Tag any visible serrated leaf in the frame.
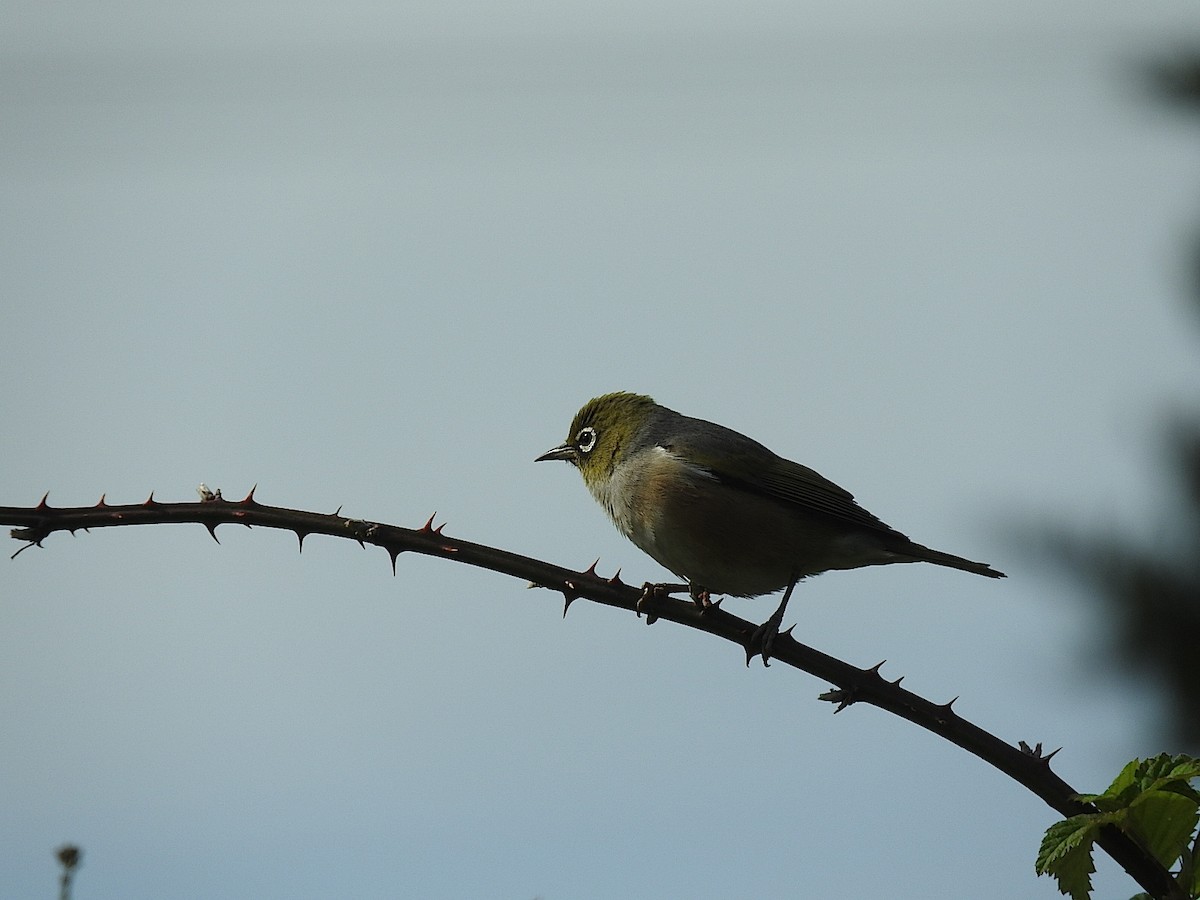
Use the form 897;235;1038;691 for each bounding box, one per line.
1048;756;1200;899
1166;758;1200;781
1141;754;1200;783
1107;759;1145;797
1126;789;1200;869
1079;759;1144;812
1077;755;1200;821
1048;837;1097;900
1143;757;1200;806
1038;816;1099;868
1037;816;1100;900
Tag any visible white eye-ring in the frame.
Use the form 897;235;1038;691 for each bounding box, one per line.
575;426;598;454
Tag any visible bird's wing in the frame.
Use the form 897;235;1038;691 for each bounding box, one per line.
750;455;899;534
664;420;901;536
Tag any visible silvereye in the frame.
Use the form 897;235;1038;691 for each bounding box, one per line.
537;392;1004;660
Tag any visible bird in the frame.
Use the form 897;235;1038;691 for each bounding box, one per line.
536;391;1004;662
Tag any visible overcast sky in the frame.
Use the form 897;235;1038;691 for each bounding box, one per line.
3;2;1200;898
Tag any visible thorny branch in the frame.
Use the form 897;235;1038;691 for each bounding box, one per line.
1;488;1187;900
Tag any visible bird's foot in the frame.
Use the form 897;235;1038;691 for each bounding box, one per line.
636;582;689;625
746;607;787;667
688;585;717;611
745;577;799;667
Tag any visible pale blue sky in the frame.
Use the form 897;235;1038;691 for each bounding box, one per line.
3;2;1199;898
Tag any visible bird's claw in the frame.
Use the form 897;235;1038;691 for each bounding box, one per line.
635;582;718;625
745;577;798;667
636;583;660;625
746;609;786;667
636;582;691;625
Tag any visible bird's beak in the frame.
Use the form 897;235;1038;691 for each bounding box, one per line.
535;442;577;463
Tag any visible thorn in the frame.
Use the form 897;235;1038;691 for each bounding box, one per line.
242;484;258;505
36;492;50;509
608;568;623;585
562;592;579;617
1018;741;1063;763
868;660;887;674
388;548;401;575
96;494;108;507
144;492;158;507
891;676;904;687
334;505;343;516
780;624;796;639
295;530;307;552
940;696;959;712
583;558;601;578
204;521;221;543
742;620;770;667
420;513;438;533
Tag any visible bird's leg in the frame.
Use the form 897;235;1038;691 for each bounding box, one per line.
747;575;799;667
636;582;690;624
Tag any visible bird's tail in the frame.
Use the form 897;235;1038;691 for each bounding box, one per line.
900;542;1006;579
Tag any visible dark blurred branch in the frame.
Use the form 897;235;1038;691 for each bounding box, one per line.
2;490;1185;899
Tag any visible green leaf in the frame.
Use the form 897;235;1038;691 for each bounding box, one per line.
1141;756;1200;806
1077;760;1143;812
1047;756;1200;899
1037;815;1100;900
1109;758;1146;795
1084;755;1200;810
1127;789;1200;869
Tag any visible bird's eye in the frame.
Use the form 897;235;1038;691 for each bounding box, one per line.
575;426;597;454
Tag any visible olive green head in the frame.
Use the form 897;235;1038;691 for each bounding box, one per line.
535;391;657;489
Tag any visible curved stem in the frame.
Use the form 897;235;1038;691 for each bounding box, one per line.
2;491;1185;900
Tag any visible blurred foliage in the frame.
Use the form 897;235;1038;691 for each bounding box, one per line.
1045;52;1200;751
1048;423;1200;748
1146;52;1200;112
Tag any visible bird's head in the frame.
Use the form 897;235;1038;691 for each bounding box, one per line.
535;391;658;491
